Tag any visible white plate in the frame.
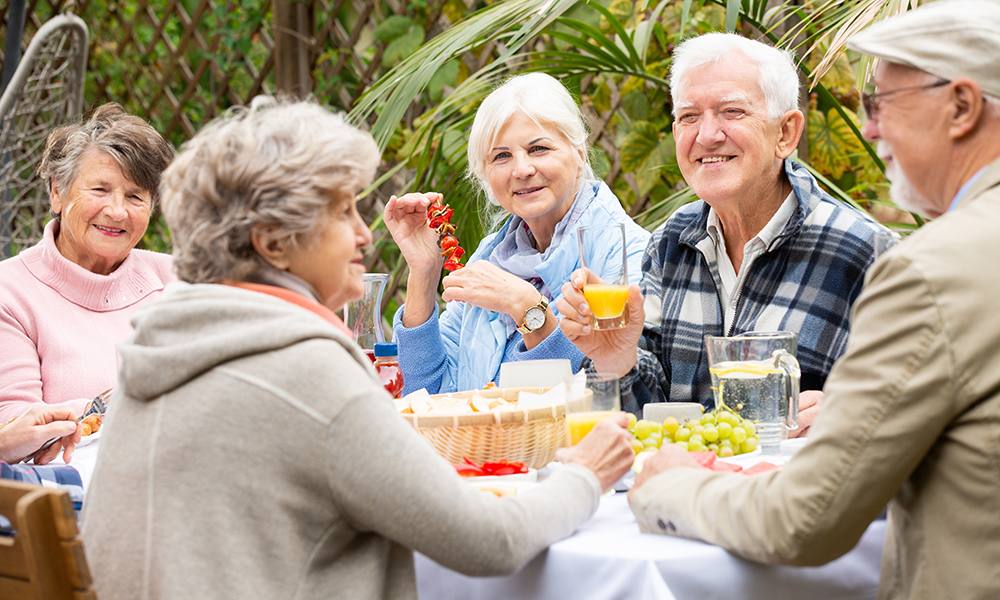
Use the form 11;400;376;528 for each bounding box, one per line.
76;428;101;448
780;437;809;456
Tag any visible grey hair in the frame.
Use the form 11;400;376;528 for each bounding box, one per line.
467;73;594;229
37;102;173;207
160;98;380;284
670;33;801;120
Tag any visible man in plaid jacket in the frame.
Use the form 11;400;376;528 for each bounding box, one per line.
558;33;888;419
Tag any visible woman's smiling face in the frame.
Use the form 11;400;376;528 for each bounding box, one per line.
485;112;584;241
50;149;153;275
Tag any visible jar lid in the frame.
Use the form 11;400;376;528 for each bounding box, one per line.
373;342;398;357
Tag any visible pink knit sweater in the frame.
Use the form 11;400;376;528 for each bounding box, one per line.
0;220;175;422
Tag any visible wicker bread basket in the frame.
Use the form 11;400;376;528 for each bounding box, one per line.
401;387;583;469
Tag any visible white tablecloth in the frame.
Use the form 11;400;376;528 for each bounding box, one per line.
63;440;882;600
416;491;884;600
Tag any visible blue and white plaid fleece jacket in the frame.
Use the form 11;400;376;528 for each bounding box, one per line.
618;159;887;415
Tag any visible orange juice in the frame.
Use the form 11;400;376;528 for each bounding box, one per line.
582;284;629;329
567;410;615;445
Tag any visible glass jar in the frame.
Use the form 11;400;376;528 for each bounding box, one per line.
373;342;404;399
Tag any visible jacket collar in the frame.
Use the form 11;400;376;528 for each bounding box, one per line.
678;159;817;252
960;156;1000;207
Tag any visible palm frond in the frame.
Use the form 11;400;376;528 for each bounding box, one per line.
635;185;700;229
350;0;581;150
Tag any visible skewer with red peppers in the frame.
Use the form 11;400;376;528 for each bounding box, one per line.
426;200;465;271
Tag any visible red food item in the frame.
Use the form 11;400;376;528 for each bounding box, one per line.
427;198;465;271
690;451;743;473
453;457;528;477
481;460;528;476
455;464;485;477
742;462;781;476
688;451;782;475
375;359;404;399
690;451;721;468
439;234;459;251
711;460;744;473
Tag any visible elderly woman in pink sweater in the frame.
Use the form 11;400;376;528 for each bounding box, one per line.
0;103;174;438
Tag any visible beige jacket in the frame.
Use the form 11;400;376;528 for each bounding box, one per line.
82;283;602;600
631;159;1000;600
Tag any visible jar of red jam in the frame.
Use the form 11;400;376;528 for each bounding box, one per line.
373;343;404;399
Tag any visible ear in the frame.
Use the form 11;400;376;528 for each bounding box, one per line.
775;110;805;160
251;224;290;270
50;185;64;216
947;78;983;140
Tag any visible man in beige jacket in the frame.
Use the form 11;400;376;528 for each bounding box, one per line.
628;1;1000;599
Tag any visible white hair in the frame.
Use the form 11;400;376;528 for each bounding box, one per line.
467;72;594;214
670;33;801;120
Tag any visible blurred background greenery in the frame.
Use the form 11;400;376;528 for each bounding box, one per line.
0;0;922;328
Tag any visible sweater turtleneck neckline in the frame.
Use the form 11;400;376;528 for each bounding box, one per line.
19;220;165;312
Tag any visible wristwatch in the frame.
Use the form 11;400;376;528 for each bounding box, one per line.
516;295;549;335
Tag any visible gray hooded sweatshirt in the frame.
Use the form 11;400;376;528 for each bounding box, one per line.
82;282;601;600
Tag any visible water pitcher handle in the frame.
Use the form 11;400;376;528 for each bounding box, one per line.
774;350;800;430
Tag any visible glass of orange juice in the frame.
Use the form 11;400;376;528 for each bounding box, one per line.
577;223;629;330
565;373;621;445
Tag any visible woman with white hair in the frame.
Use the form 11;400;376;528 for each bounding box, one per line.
81;99;635;600
385;72;650;394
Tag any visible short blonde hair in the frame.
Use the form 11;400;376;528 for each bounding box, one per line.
467;73;594;212
161;99;379;283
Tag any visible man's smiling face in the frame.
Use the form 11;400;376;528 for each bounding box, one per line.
672;55;787;209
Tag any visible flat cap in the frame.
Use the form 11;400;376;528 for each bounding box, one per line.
847;0;1000;98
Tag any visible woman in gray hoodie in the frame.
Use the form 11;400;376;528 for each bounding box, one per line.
81;99;634;600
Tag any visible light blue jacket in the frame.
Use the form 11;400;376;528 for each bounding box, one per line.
393;181;650;394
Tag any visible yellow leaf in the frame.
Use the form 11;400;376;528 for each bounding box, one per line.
808;109;847;180
621;75;645;96
819;52;855;96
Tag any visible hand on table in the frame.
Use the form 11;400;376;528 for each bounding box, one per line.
788;390;823;439
627;444;701;501
555;413;634;492
0;404;83;465
384;192;445;277
557;268;645;377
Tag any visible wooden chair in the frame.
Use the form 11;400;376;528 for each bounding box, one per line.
0;479;96;600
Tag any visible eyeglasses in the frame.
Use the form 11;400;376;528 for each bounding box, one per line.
861;80;950;120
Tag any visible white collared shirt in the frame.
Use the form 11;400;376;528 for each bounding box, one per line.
706;191;797;331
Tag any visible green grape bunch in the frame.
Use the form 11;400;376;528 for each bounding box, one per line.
628;406;760;459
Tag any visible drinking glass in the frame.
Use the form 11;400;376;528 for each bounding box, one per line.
577;223;629;330
564;373;621;445
705;332;800;455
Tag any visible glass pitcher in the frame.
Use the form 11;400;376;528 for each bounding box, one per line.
344;273;388;361
705;331;800;455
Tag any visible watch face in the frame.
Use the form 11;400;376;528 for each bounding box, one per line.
525;307;546;330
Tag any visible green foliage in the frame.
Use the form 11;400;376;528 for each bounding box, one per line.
808;107;865;180
5;0;919;312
